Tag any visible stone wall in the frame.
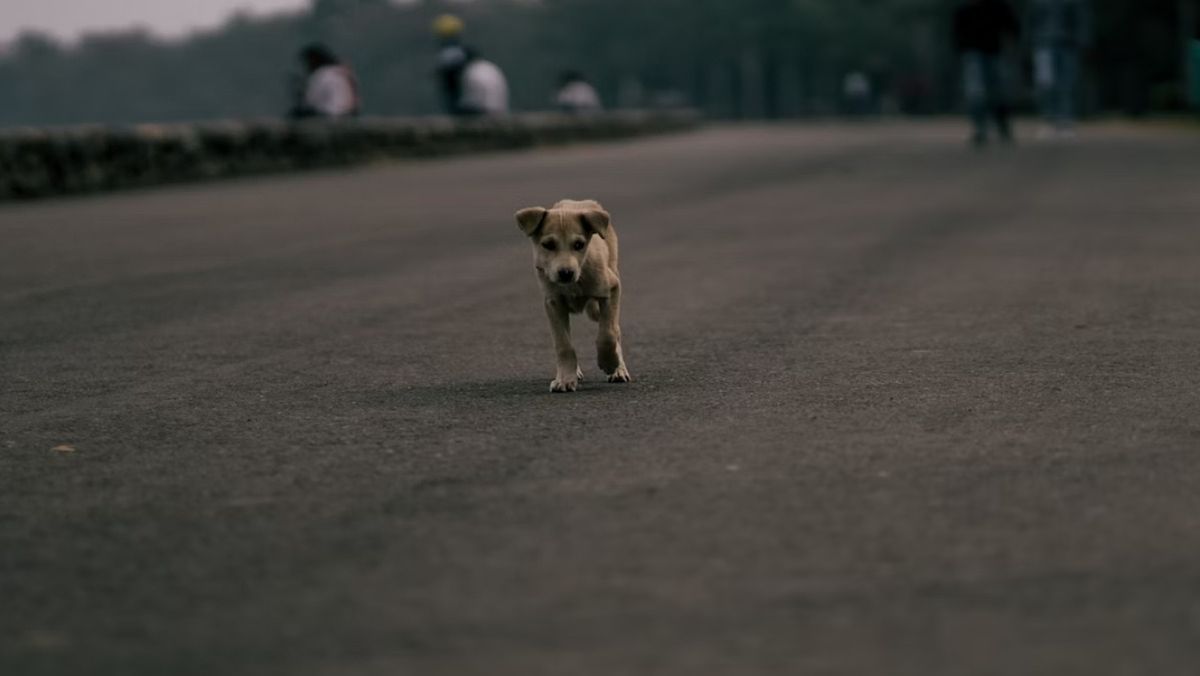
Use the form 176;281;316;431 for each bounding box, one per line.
0;111;700;201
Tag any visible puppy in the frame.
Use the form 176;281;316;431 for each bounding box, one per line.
515;199;631;393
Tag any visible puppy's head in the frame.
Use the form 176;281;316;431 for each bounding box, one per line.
515;204;609;286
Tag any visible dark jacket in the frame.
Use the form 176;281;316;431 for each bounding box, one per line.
953;0;1020;54
436;42;469;115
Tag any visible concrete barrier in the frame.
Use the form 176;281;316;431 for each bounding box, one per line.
0;110;701;201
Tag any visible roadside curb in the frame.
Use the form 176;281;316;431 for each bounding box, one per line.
0;110;701;202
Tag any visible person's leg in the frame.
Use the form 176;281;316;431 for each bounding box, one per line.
1056;47;1080;130
983;55;1013;142
963;52;988;145
1034;46;1057;133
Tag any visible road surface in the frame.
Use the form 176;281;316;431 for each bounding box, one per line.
3;123;1200;675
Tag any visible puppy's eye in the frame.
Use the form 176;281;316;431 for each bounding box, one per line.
541;240;557;251
572;240;587;251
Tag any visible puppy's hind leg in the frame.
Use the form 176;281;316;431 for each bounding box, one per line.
596;285;631;383
545;298;579;393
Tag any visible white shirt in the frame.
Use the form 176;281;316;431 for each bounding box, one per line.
460;60;509;115
305;65;357;118
556;81;602;113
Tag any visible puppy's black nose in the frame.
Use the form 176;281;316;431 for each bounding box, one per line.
557;269;576;283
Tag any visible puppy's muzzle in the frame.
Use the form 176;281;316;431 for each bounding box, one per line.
556;269;577;283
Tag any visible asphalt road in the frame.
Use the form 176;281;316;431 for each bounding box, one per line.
3;123;1200;676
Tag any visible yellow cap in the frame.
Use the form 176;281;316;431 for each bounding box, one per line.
433;14;464;38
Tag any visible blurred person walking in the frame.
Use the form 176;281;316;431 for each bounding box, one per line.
556;71;603;113
953;0;1020;147
433;14;471;116
1031;0;1091;137
292;44;360;119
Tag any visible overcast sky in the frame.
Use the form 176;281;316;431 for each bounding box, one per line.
0;0;311;43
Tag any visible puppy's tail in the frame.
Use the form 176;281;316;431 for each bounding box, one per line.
585;299;602;322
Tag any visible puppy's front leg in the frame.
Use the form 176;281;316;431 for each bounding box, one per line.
545;298;579;393
596;284;631;383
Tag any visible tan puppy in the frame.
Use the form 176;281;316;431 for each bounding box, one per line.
515;199;631;393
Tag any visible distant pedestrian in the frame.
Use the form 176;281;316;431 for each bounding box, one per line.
953;0;1020;146
458;49;510;116
292;44;360;119
433;14;470;116
1031;0;1091;137
555;71;603;114
842;70;873;117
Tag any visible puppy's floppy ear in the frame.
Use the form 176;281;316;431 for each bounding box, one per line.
515;207;548;237
579;208;611;239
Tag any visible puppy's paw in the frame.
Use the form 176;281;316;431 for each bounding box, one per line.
597;341;620;374
550;376;579;393
608;365;631;384
576;366;585;382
